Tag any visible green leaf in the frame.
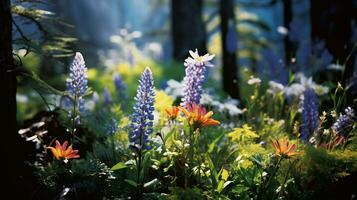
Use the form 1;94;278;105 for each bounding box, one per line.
217;180;224;193
124;179;137;187
206;154;218;187
208;133;224;154
111;162;127;171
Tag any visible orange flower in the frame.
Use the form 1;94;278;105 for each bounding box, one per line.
48;140;80;162
271;138;301;158
179;103;220;128
165;106;180;120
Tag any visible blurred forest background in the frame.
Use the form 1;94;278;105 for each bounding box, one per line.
1;0;357;197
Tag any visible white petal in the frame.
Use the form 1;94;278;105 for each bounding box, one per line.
189;50;199;59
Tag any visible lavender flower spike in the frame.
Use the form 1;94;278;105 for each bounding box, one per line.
332;107;355;137
66;52;88;124
113;73;127;99
103;87;113;107
181;49;215;107
129;67;155;151
301;88;319;141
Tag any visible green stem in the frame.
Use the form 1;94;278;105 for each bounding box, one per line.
72;95;77;136
137;149;142;195
259;156;283;198
278;160;293;199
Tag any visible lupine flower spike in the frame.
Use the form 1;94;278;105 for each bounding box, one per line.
301;88;319;141
332;107;355;137
103;87;113;107
129;67;155;151
179;103;220;128
181;49;215;108
113;73;127;99
65;52;88;124
48;140;80;163
271;138;301;158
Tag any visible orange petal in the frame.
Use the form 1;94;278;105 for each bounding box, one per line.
179;106;190;117
203;111;214;119
55;140;61;151
48;147;60;160
61;141;69;151
287;143;296;153
63;145;73;157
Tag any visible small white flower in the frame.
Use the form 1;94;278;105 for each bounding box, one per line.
284;83;305;97
164;79;185;99
247;76;261;85
184;49;215;67
267;81;285;94
277;26;288;35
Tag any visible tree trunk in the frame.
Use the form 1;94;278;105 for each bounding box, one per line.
0;0;22;196
310;0;355;84
171;0;207;61
220;0;240;99
283;0;293;65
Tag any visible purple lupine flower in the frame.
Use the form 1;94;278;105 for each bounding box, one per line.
113;73;127;99
301;88;319;141
103;87;113;107
129;67;155;151
332;107;355;137
65;52;88;124
181;49;215;108
260;49;288;84
107;119;117;136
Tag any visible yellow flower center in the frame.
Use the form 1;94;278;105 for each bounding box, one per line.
196;56;204;62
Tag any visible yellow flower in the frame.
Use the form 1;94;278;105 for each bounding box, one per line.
228;124;259;141
154;90;174;124
179;103;220;128
48;140;80;162
271;138;301;158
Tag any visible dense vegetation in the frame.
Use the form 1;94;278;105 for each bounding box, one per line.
1;0;356;199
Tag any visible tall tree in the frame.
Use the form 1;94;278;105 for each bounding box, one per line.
171;0;207;61
283;0;293;65
220;0;240;99
310;0;355;84
0;0;24;196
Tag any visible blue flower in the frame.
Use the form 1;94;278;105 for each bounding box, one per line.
181;49;215;108
301;88;319;141
129;67;155;151
333;107;355;137
113;73;127;99
65;52;88;124
103;87;113;107
107;118;118;136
